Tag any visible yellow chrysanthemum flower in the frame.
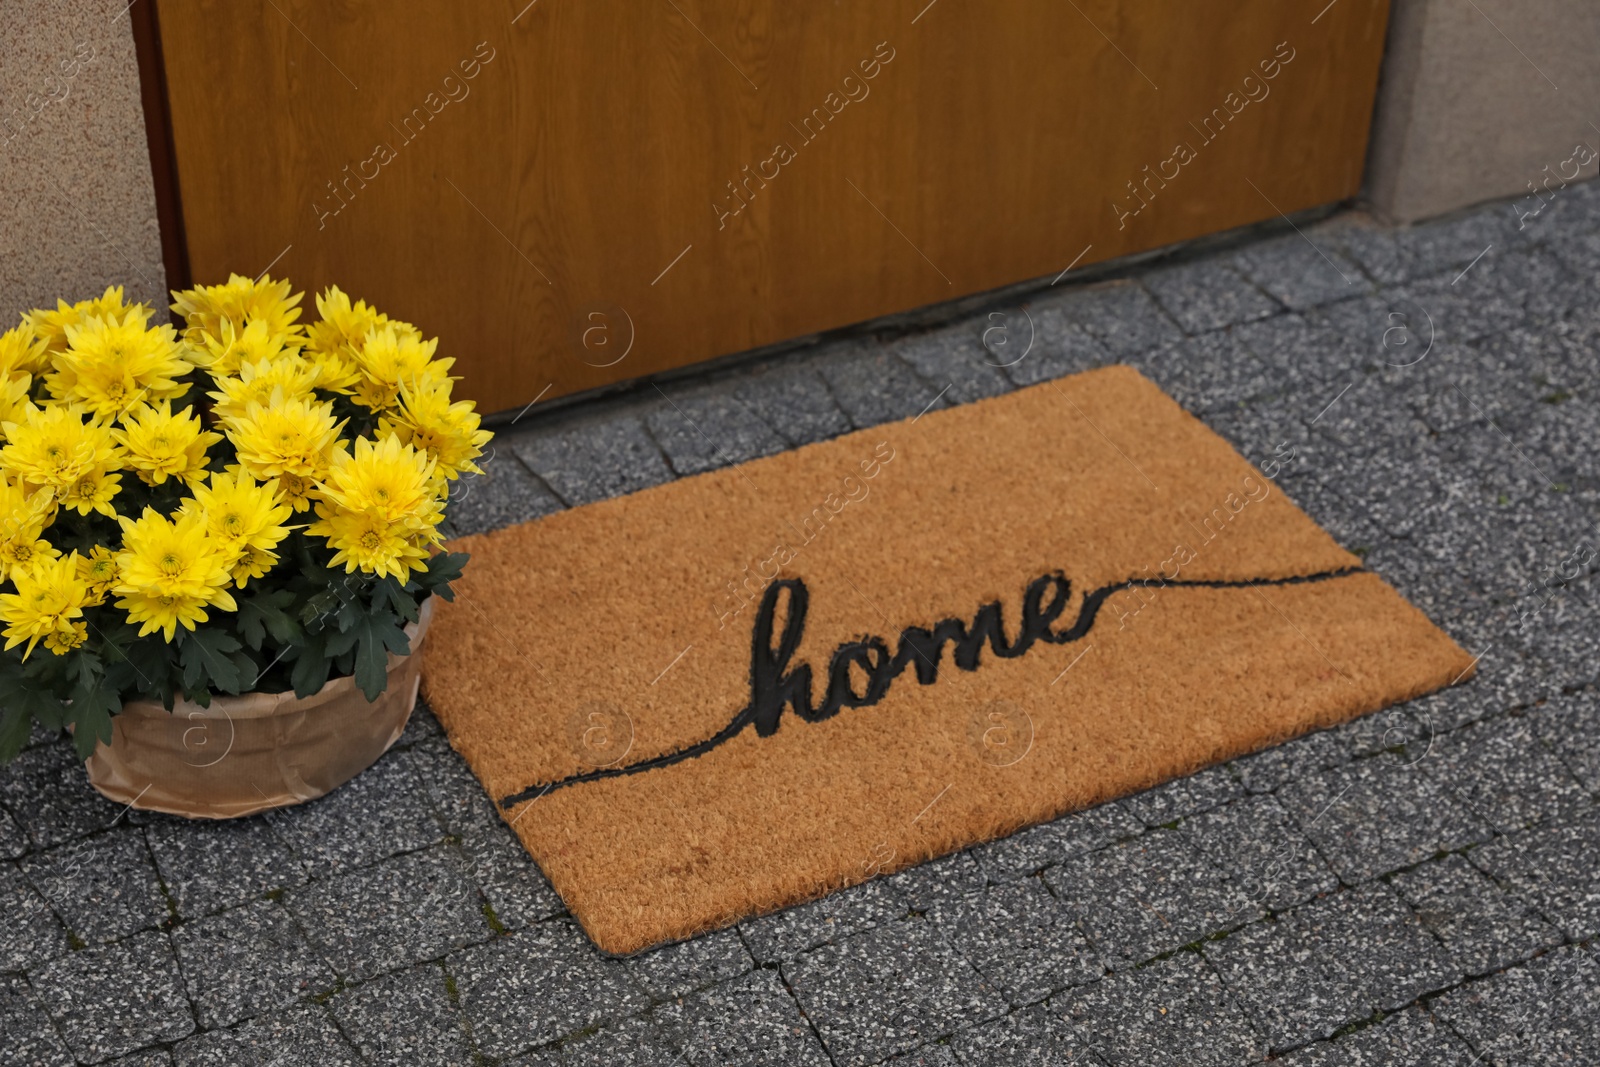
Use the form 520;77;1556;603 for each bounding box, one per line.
206;354;318;421
182;469;293;585
378;377;492;480
0;322;50;380
351;324;451;412
307;435;445;580
25;286;144;356
171;274;303;346
0;371;33;438
113;401;221;487
0;479;58;582
0;553;89;659
307;507;431;582
75;545;119;607
48;310;192;419
55;465;122;519
112;508;238;641
224;392;346;512
188;317;305;379
0;403;119;500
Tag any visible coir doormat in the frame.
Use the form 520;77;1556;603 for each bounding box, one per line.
423;365;1474;954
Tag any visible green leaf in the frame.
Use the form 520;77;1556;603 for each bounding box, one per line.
0;705;32;763
237;589;299;650
180;629;245;695
324;613;410;701
65;676;119;761
289;638;335;699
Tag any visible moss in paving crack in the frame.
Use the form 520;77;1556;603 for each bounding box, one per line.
66;930;87;951
310;978;349;1005
444;971;461;1005
481;900;507;935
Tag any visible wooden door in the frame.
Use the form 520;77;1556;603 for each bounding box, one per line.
147;0;1391;413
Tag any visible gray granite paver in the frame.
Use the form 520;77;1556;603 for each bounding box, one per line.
888;323;1016;405
926;876;1102;1007
1179;793;1338;914
784;917;1005;1066
143;814;309;921
1124;764;1241;826
30;929;195;1063
1000;304;1112;387
817;344;952;428
511;410;676;505
626;926;754;1002
1432;942;1600;1066
1274;1006;1474;1066
970;800;1142;882
0;973;75;1067
171;1003;359;1067
1531;689;1600;793
449;919;649;1059
0;860;71;972
739;875;907;963
1044;829;1258;971
445;450;564;536
1425;714;1589;832
1142;259;1281;333
1469;811;1600;941
1056;951;1264;1067
327;964;474;1067
655;968;828;1067
645;381;788;475
0;804;26;860
1232;232;1371;311
1053;279;1183;357
262;748;442;876
1278;753;1491;884
947;1000;1101;1066
171;898;334;1028
20;828;169;946
286;845;487;982
0;741;123;850
1390;854;1562;977
730;355;855;446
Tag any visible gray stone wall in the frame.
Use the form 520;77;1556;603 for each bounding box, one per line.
1367;0;1600;223
0;0;167;324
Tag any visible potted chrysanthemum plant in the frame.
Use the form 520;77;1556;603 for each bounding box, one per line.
0;276;490;817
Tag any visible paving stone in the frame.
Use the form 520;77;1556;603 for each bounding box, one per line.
927;877;1102;1006
0;860;71;972
263;749;442;876
884;850;988;915
1277;753;1490;883
1000;304;1113;387
328;964;474;1067
143;814;309;921
1205;883;1457;1052
20;828;169;945
1125;765;1241;826
0;973;74;1067
1057;951;1264;1067
458;821;567;931
171;1003;359;1067
1392;268;1528;349
1327;206;1508;286
817;344;952;428
882;1043;960;1065
450;919;649;1059
171;898;334;1028
1531;689;1600;793
739;874;907;962
1141;259;1281;334
31;930;194;1063
1470;811;1600;941
785;917;1005;1066
445;449;564;536
626;926;753;1002
1424;714;1588;832
1180;793;1338;913
730;356;854;446
1231;728;1348;793
645;381;789;476
1390;854;1562;977
287;846;487;982
655;968;827;1067
1232;233;1372;311
1274;1006;1475;1066
0;804;26;860
971;801;1142;882
947;1000;1100;1066
1432;942;1600;1066
1127;329;1280;415
1044;829;1258;971
888;324;1015;405
396;694;446;749
1328;704;1431;760
104;1052;174;1067
0;741;123;850
1053;279;1184;358
511;411;675;505
1229;312;1359;398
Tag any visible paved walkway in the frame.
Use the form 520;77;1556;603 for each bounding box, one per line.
4;184;1600;1066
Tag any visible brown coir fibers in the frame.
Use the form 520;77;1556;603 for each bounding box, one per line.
422;365;1475;954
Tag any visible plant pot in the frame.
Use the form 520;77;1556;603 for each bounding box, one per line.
83;598;434;819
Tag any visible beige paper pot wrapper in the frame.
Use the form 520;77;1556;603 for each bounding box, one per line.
85;598;434;819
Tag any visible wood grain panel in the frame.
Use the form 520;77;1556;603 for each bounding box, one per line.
153;0;1391;413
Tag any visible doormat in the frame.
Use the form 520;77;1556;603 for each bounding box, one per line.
422;365;1474;955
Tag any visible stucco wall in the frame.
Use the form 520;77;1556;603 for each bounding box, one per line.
0;0;167;324
1367;0;1600;222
